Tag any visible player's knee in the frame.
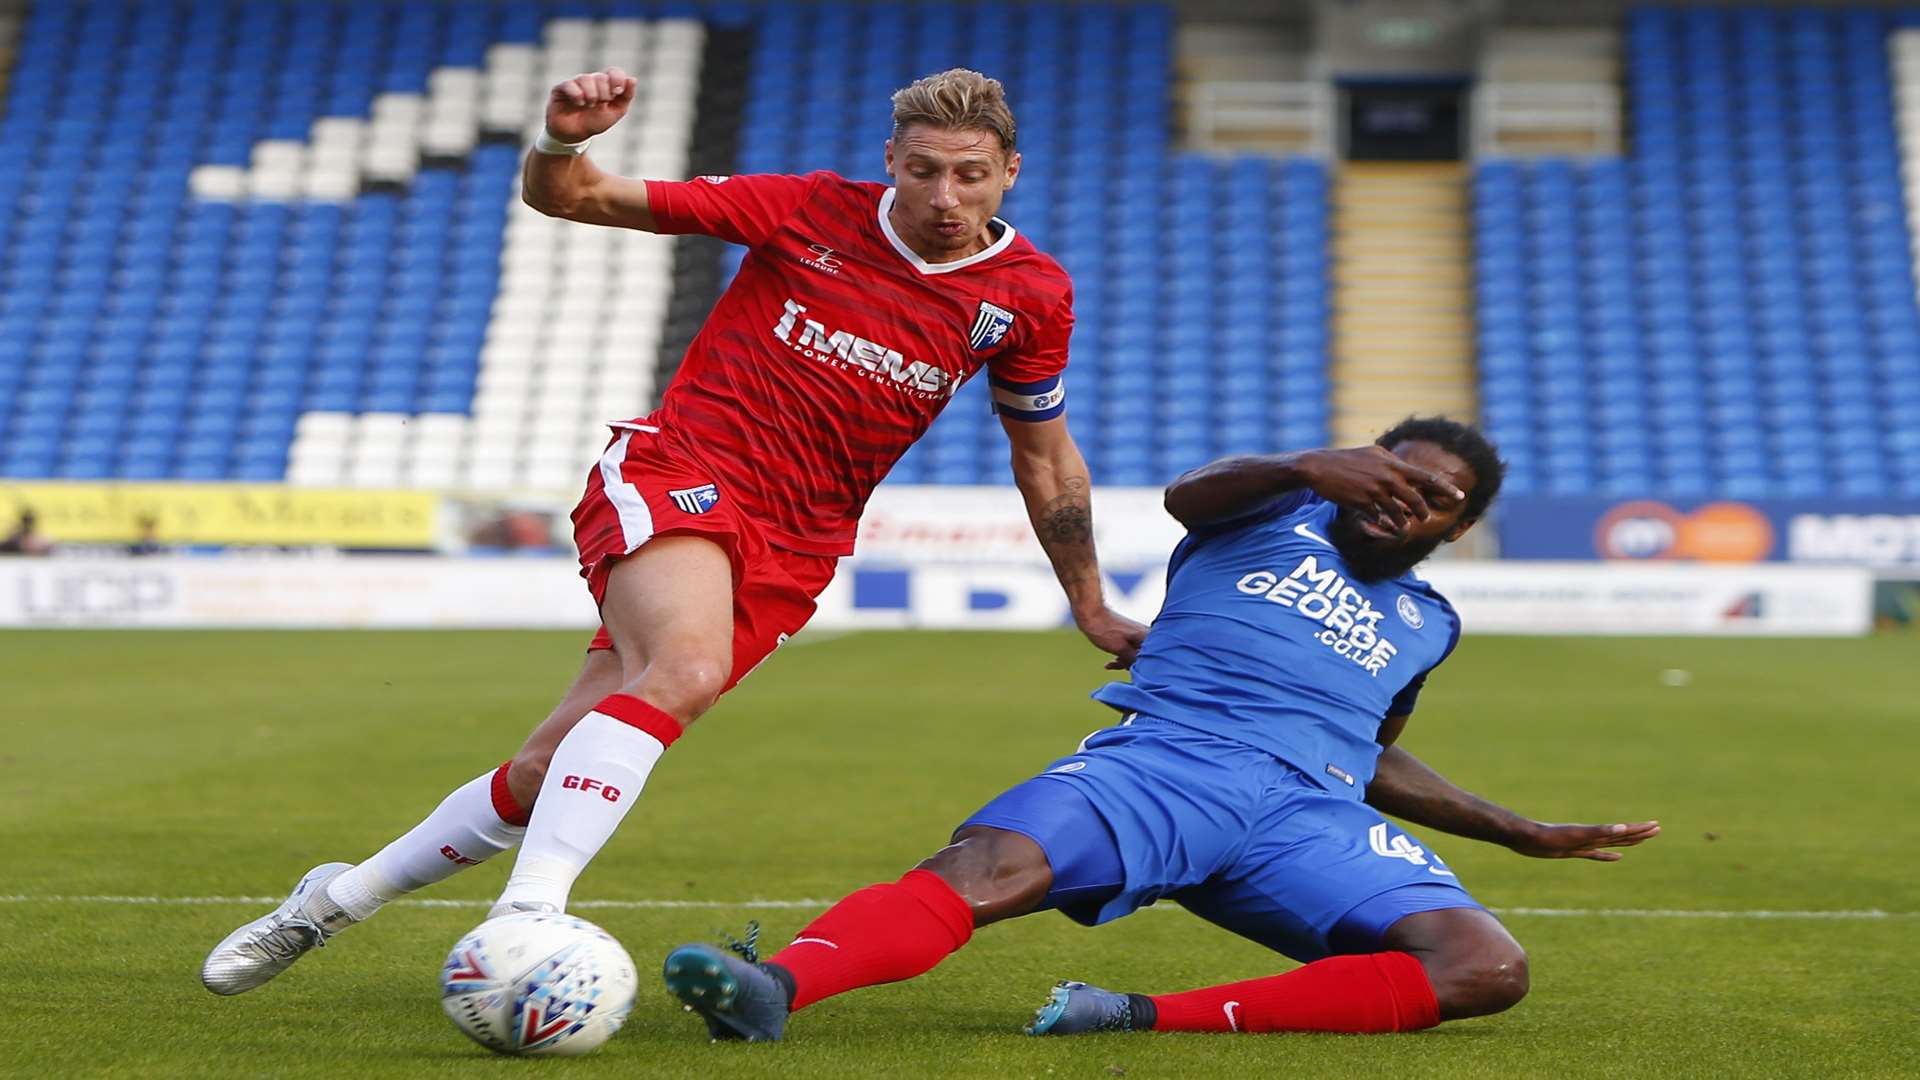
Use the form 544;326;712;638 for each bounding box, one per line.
634;653;730;721
1435;939;1529;1018
919;827;1053;925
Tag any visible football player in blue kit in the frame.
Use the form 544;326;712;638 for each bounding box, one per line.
662;417;1661;1043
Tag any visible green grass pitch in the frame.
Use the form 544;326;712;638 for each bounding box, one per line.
3;628;1916;1079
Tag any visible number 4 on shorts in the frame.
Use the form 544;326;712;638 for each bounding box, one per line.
1368;823;1457;877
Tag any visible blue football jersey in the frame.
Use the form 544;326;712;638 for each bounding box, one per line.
1092;491;1461;798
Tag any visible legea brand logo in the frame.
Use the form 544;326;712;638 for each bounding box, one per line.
800;244;843;274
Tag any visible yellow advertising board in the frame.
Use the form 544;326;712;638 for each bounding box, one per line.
0;483;440;549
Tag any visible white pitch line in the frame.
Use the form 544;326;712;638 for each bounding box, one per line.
0;895;1911;920
0;895;832;910
1494;906;1913;920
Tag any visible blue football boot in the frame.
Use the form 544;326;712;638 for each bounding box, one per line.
1026;980;1144;1036
663;922;791;1042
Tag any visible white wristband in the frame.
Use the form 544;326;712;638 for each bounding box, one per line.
534;130;592;156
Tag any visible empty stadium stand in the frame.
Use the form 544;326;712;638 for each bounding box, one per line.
1476;6;1920;499
20;1;1911;501
0;0;1329;493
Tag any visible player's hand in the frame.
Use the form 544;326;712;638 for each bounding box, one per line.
1076;607;1148;669
546;67;638;142
1508;820;1661;861
1296;447;1466;537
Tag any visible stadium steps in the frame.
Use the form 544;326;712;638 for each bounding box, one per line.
1173;20;1324;154
1474;27;1622;157
655;26;750;404
1894;31;1920;289
1328;163;1478;445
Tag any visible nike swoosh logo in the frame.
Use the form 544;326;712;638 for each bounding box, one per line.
789;936;840;950
1223;1000;1242;1032
1292;523;1333;547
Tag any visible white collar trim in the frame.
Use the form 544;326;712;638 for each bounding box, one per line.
876;188;1017;275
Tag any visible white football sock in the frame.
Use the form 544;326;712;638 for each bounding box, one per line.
494;710;669;911
326;769;527;921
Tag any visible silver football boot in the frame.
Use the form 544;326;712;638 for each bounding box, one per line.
485;898;560;919
200;862;357;995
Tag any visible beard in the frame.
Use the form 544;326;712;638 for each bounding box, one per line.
1328;508;1448;583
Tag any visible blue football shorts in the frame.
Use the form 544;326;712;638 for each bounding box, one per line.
960;713;1486;963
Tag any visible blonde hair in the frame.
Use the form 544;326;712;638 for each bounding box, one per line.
890;69;1017;153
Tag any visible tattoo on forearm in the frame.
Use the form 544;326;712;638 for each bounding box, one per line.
1037;477;1092;549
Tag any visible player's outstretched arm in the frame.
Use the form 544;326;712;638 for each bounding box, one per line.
522;67;658;230
1367;741;1661;861
1164;447;1465;534
1003;416;1148;669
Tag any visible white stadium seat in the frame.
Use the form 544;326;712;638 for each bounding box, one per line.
287;450;348;486
301;168;359;201
356;413;414;438
478;362;537;388
404;456;461;489
545;18;594;45
371;93;424;129
251;141;306;171
487;42;538;73
536;365;594;392
422;121;478;158
296;413;354;438
430;68;481;99
465;439;522;470
188;165;246;199
461;458;520;492
519;460;585;493
528;439;588;469
249;168;301;200
412;413;471;438
346;458;405;491
469;416;529;449
362;143;419;183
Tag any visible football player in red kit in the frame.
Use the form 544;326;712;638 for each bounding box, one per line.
201;68;1148;995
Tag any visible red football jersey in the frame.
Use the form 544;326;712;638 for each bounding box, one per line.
635;171;1073;556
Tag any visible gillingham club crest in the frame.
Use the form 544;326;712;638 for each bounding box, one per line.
669;484;721;515
969;300;1015;350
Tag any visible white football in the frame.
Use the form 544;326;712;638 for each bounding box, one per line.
440;911;637;1056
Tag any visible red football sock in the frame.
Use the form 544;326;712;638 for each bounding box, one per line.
1149;952;1440;1033
489;760;532;826
767;869;975;1011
